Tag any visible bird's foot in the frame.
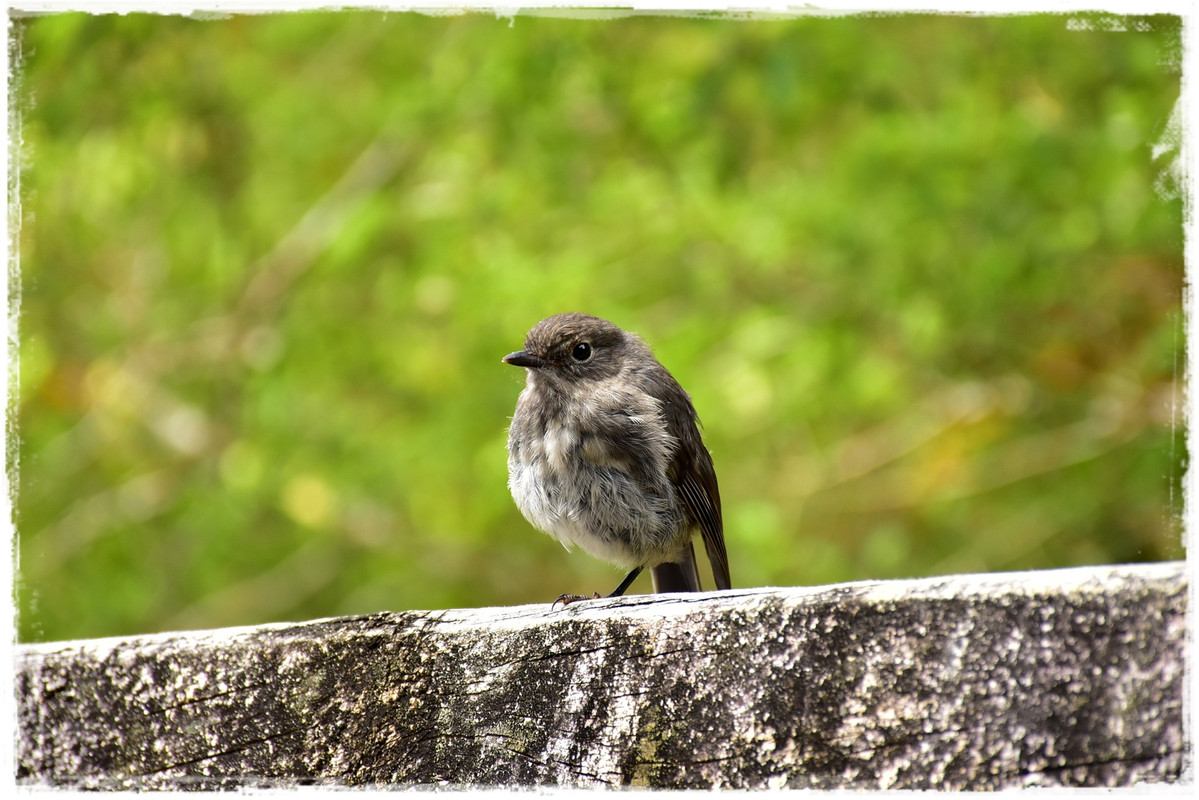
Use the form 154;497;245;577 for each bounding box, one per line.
551;592;601;609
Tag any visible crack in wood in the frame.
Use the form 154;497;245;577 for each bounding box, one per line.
142;727;307;776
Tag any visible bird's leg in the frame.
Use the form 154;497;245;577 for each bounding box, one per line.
608;566;643;597
551;566;644;609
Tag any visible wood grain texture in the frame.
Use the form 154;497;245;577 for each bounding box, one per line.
17;562;1187;790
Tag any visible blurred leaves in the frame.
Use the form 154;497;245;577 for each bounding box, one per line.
11;12;1184;642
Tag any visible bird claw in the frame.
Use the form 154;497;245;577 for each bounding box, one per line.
551;592;601;609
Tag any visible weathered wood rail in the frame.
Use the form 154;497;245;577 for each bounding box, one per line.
15;561;1188;789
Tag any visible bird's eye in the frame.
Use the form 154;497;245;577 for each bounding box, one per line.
572;342;592;362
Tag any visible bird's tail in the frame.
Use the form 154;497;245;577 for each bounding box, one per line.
651;541;702;593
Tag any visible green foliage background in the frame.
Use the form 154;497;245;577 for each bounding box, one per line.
12;11;1185;642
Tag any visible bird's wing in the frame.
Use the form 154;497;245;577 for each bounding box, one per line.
672;433;730;590
657;377;731;591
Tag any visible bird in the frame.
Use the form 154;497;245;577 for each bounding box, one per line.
502;312;730;603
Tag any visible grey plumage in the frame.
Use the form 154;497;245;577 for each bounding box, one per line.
503;313;730;598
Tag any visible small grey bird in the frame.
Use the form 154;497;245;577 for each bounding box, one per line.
503;312;730;602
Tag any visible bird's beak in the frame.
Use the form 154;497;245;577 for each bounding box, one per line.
503;350;546;368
